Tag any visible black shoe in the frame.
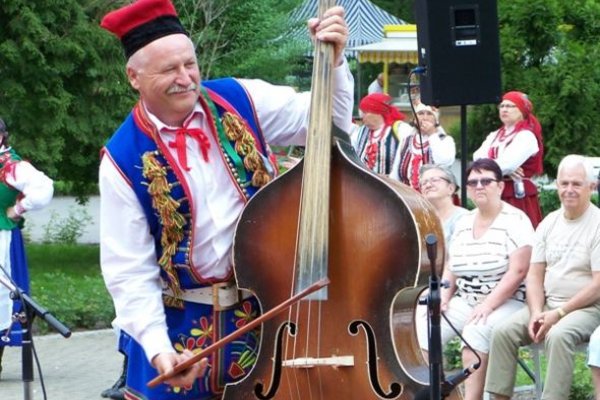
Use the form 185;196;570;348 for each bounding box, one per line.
101;355;127;399
100;385;125;400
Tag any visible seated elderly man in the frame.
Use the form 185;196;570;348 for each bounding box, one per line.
485;154;600;400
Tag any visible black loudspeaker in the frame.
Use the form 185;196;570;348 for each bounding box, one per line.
415;0;502;106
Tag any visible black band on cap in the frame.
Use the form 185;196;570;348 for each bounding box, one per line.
121;15;188;59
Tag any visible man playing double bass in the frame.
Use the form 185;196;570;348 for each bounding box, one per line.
98;0;353;398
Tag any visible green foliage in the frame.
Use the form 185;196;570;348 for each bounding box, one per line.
0;0;136;198
538;188;561;218
42;208;92;244
443;338;462;370
514;349;593;399
177;0;305;83
27;243;113;334
31;271;113;334
53;180;98;200
371;0;415;22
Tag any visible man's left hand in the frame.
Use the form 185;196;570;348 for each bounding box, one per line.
532;309;561;343
307;6;348;66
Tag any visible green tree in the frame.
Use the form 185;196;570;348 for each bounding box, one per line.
0;0;135;198
177;0;306;83
372;0;415;22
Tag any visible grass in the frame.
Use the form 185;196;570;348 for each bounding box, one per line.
445;339;594;399
515;350;593;400
25;243;114;334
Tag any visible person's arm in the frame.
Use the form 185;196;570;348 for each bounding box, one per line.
440;265;457;312
526;261;547;342
469;245;531;325
428;131;456;167
239;6;353;146
4;160;54;219
493;130;539;175
472;131;496;160
99;156;174;363
559;271;600;315
239;59;354;147
532;271;600;343
526;262;547;316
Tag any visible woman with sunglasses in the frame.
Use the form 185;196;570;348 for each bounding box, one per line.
473;91;543;228
417;158;534;400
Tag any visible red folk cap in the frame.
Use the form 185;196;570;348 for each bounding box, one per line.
100;0;188;59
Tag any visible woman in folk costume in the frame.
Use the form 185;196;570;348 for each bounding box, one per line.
390;103;456;190
350;93;409;175
0;117;53;377
473;91;543;228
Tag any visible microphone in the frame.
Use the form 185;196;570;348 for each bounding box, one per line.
413;363;480;399
425;233;438;277
0;272;72;338
441;363;480;395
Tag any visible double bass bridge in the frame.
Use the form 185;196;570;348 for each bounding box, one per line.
281;355;354;369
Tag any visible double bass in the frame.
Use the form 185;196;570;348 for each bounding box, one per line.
226;1;444;398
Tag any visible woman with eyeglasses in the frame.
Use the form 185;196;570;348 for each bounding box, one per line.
419;164;467;248
390;103;456;190
416;158;534;400
473;91;543;228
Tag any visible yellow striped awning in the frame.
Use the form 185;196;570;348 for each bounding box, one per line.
350;25;418;64
357;51;418;64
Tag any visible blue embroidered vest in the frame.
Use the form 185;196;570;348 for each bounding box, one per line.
104;78;277;299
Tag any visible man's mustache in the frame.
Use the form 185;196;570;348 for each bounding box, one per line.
167;83;198;94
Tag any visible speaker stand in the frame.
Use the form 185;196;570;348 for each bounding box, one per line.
460;105;468;207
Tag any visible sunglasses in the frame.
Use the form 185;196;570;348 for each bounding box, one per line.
466;178;498;188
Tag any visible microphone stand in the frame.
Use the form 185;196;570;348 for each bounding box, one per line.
0;273;71;400
425;233;443;400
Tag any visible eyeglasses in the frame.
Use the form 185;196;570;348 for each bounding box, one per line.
497;103;517;109
466;178;498;188
419;176;450;187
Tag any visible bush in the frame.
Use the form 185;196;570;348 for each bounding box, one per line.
538;187;561;218
42;208;92;244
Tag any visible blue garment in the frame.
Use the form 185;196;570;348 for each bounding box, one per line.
104;79;271;399
0;228;30;347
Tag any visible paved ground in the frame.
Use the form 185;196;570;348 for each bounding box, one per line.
1;329;122;400
0;328;538;400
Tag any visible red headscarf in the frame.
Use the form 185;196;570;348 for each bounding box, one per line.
497;91;544;174
359;93;405;126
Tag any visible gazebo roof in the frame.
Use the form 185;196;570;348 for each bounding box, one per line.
287;0;406;57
